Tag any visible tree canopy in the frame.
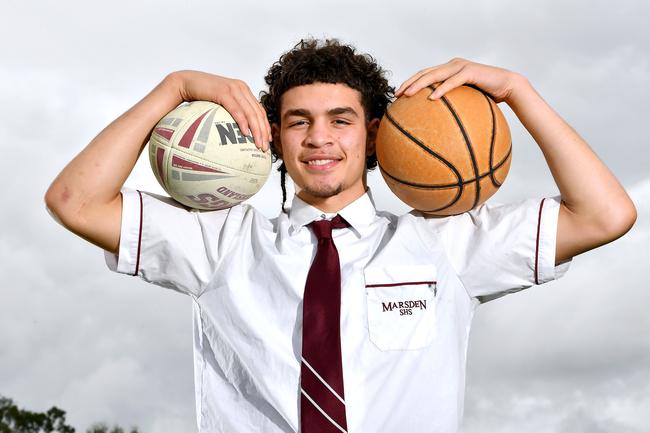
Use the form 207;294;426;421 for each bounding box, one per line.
0;397;138;433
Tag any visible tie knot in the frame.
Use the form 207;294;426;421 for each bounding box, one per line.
308;215;349;240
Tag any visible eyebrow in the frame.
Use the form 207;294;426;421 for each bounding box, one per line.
282;106;360;120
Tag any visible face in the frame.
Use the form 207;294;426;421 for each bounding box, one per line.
274;83;378;212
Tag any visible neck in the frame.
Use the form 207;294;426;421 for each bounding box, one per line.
297;186;367;213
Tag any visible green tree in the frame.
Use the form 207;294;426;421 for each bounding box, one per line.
0;396;139;433
0;396;75;433
86;423;138;433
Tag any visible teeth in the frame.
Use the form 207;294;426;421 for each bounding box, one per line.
307;159;335;166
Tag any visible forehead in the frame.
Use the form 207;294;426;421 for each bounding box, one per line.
280;83;364;114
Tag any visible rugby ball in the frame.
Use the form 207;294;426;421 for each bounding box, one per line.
148;101;272;210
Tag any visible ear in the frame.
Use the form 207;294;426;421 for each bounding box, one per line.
366;118;380;156
271;123;282;157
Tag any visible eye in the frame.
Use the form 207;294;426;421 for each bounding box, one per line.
288;119;308;127
334;119;351;125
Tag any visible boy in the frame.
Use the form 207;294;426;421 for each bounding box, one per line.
45;39;636;433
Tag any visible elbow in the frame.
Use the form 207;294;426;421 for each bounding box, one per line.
618;199;637;235
44;182;81;229
44;183;64;222
45;182;68;217
597;197;637;242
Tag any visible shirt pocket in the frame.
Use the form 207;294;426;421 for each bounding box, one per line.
364;265;438;351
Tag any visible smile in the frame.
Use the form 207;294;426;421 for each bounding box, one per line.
308;159;337;166
303;159;340;170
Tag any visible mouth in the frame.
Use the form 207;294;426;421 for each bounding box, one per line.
302;156;342;171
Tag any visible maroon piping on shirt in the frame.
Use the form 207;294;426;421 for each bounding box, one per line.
534;198;546;285
134;190;144;276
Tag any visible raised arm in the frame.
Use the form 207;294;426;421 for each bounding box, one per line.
45;71;271;254
396;58;637;265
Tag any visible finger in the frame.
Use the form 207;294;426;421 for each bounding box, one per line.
395;67;433;96
265;113;272;148
400;60;466;97
220;95;252;148
233;89;265;151
223;81;266;151
248;93;272;151
401;69;450;97
401;73;441;97
253;95;272;145
242;91;268;151
251;94;272;151
429;71;469;100
241;84;271;150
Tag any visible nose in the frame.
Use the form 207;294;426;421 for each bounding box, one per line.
305;119;333;147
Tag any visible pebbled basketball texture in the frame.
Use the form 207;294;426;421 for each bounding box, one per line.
376;85;512;216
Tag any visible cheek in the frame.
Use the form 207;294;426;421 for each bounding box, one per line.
279;133;300;159
346;133;368;161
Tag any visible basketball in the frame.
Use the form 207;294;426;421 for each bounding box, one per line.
148;101;272;210
376;85;512;216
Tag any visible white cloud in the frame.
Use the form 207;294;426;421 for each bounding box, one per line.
1;0;648;431
463;178;650;432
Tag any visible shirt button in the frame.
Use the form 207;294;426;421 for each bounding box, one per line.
320;214;326;219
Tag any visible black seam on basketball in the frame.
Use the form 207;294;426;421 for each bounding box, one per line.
437;87;481;210
378;146;512;213
383;110;463;186
484;92;500;188
378;147;510;190
384;109;464;210
379;163;458;212
416;150;511;213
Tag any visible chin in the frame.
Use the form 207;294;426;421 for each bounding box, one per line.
303;184;343;198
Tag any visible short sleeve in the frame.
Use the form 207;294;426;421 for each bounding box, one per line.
104;188;236;298
422;196;571;301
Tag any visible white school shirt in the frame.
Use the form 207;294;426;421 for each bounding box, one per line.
105;188;570;433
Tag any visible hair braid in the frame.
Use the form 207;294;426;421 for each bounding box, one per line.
279;162;288;214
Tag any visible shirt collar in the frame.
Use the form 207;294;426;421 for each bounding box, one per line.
288;189;378;237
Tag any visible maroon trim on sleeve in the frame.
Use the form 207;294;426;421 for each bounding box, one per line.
534;198;546;285
134;190;144;276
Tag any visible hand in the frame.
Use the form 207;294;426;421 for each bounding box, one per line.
395;58;523;104
170;70;272;152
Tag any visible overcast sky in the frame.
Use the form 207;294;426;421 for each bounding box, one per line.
1;0;648;432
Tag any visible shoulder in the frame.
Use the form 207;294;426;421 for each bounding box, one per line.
203;201;274;230
136;189;274;232
403;197;547;229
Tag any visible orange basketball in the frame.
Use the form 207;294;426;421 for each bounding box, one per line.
376;85;512;216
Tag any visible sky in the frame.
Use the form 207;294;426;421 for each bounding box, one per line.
1;0;649;432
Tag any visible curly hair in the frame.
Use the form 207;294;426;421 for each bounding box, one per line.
259;38;394;212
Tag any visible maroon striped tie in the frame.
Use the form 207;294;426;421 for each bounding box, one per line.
300;215;349;433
